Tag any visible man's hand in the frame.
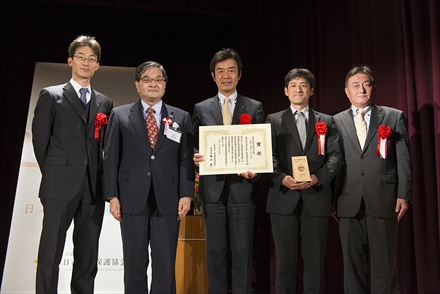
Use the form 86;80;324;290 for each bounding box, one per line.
309;174;321;186
177;198;191;220
238;171;258;180
193;153;204;167
282;175;309;190
109;198;122;222
396;198;409;222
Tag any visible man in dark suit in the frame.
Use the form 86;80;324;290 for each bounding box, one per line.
334;65;412;294
103;61;194;293
32;35;113;294
266;68;343;293
192;48;265;293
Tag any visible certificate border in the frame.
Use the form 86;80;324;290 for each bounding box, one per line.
198;123;273;175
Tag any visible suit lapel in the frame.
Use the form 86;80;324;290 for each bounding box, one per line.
304;110;318;153
209;96;223;125
232;94;246;124
129;100;151;150
88;89;102;128
154;103;170;150
363;105;384;152
281;108;303;153
64;82;87;123
340;108;361;152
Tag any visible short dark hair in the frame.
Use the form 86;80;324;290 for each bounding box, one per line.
68;35;102;61
345;65;375;87
209;48;243;75
134;61;168;82
284;68;315;89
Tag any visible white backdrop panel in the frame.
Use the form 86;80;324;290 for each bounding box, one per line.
1;62;152;294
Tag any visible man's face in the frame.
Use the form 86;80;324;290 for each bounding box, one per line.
345;73;374;108
284;77;314;109
135;67;166;105
211;58;241;96
68;46;99;81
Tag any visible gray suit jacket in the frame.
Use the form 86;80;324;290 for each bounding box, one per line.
32;82;113;201
266;108;343;215
334;104;412;218
192;94;265;203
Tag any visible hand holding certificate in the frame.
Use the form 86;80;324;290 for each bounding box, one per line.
198;124;273;175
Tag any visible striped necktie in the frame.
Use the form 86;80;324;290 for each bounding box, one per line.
356;109;367;150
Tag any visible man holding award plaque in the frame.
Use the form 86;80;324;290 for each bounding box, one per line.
266;68;343;293
192;48;265;294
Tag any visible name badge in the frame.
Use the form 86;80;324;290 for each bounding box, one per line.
167;128;182;143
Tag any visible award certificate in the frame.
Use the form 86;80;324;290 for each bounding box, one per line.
199;124;273;175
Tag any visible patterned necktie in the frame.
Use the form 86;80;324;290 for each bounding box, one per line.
356;109;367;150
146;107;158;149
79;88;88;104
222;97;232;125
296;111;307;149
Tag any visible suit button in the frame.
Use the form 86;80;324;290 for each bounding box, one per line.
151;155;155;160
147;172;151;177
360;156;364;159
84;160;88;164
361;172;365;176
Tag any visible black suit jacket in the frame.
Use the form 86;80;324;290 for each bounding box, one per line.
266;107;343;215
103;100;194;215
334;104;412;218
192;94;265;203
32;82;113;202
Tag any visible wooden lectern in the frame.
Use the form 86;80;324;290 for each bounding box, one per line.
175;215;208;294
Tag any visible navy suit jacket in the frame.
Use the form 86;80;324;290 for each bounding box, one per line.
103;100;194;215
32;82;113;202
334;104;412;218
266;107;343;215
192;94;265;203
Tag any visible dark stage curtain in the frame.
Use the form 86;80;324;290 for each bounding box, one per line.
1;0;439;292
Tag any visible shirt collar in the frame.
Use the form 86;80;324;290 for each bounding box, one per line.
351;104;371;116
70;78;91;97
218;91;238;104
141;100;163;115
290;104;309;115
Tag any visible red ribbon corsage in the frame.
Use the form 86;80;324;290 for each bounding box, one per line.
162;117;172;125
377;125;392;159
239;113;252;124
162;117;172;136
94;113;108;141
315;122;327;155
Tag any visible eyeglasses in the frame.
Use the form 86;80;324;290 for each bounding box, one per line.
73;55;98;64
140;77;166;84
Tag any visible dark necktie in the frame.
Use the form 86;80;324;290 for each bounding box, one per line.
146;107;158;149
296;111;307;148
79;88;88;104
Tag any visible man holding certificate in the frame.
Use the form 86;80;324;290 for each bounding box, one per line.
266;68;343;293
192;48;265;294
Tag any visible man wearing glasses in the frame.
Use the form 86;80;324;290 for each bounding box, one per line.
103;61;194;293
32;35;113;293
